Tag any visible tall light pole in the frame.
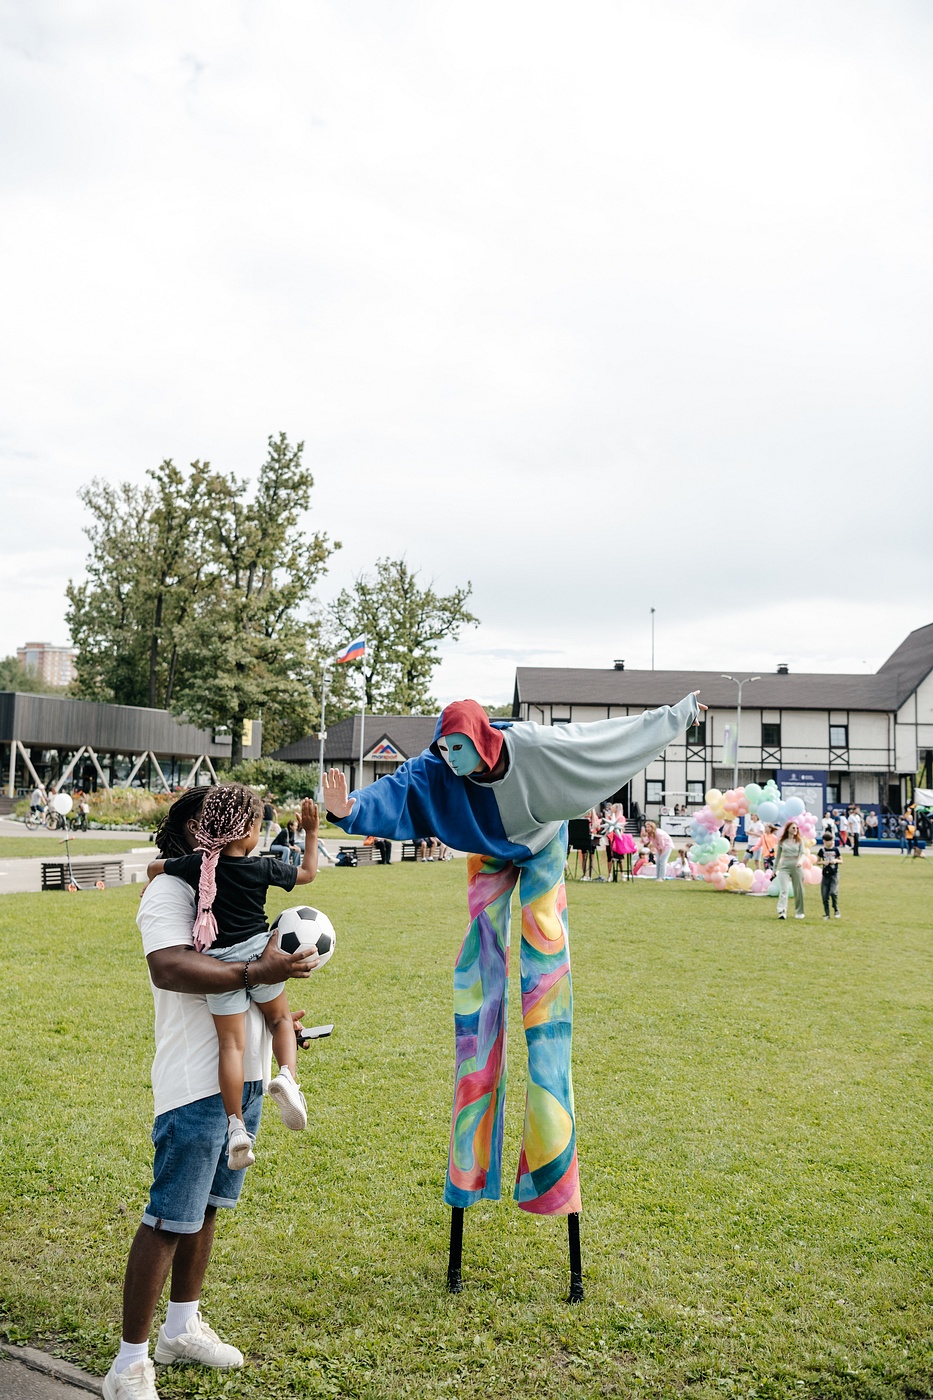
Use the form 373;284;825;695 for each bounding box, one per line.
316;668;330;804
650;607;656;670
721;674;760;789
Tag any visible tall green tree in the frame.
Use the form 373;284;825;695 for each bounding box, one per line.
173;434;336;763
66;435;337;761
328;558;478;715
66;461;212;708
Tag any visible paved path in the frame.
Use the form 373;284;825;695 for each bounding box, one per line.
0;1348;100;1398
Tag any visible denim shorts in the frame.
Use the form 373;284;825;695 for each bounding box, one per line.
142;1081;264;1233
205;930;284;1016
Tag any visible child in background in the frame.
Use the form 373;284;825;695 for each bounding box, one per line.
757;823;778;871
745;814;764;866
147;784;320;1170
816;827;842;919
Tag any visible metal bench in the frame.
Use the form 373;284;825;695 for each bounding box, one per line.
41;859;124;891
400;842;417;861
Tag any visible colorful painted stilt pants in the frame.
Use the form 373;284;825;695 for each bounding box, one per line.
445;827;581;1215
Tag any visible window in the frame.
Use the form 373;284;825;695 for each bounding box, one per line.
687;780;704;804
646;780;664;804
761;722;781;748
686;720;706;747
829;724;848;748
826;783;840;805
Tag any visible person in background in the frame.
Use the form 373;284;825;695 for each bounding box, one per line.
864;809;878;842
270;819;301;867
817;828;842;919
847;805;862;857
261;796;276;848
745;813;764;867
821;811;837;841
838;810;849;847
30;784;45;815
757;823;778;872
641;819;673;880
774;820;806;920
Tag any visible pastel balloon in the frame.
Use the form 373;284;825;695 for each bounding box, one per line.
705;789;723;806
745;783;762;804
758;801;778;823
784;797;805;818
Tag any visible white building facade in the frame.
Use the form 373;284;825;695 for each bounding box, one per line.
512;623;933;825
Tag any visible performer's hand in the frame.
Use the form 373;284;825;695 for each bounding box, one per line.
693;689;708;712
322;768;355;818
299;797;319;834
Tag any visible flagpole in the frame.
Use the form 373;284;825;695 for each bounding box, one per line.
358;637;367;790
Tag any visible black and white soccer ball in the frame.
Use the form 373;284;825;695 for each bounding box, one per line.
270;906;336;968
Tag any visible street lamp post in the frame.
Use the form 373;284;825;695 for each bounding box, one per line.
721;674;761;790
317;669;330;805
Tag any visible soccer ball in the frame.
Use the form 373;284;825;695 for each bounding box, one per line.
270;906;336;968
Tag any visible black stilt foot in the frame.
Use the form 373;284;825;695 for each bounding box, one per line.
567;1212;584;1303
447;1206;464;1293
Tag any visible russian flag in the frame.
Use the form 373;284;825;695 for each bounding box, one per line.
336;636;366;664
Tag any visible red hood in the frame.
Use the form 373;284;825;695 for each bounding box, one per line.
433;699;504;773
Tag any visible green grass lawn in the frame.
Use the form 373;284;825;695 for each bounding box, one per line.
0;857;931;1399
0;837;151;860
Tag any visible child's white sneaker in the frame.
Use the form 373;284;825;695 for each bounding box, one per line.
103;1359;159;1399
795;912;805;919
154;1312;243;1368
226;1115;255;1170
834;911;841;919
268;1065;308;1130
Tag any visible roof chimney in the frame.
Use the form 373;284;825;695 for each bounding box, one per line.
777;663;789;675
613;659;625;671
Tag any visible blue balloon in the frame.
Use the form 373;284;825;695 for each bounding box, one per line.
758;801;778;824
784;797;805;818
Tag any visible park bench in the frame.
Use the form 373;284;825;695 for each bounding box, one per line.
41;859;124;891
400;842;417;861
337;844;376;866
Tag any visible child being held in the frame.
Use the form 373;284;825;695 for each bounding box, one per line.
147;783;320;1171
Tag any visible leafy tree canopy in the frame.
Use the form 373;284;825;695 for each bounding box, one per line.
326;558;478;718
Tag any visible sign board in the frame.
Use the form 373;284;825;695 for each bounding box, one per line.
365;738;404;763
722;723;737;768
777;768;825;818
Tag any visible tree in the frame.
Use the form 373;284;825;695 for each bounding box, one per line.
328;558;478;715
172;434;337;764
66;435;338;761
0;656;66;695
66;461;212;708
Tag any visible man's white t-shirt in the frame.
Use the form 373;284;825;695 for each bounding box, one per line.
848;812;862;835
138;875;272;1118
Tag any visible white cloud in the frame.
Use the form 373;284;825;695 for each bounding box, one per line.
1;0;931;706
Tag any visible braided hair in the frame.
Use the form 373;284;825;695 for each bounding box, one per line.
153;788;209;859
191;783;263;951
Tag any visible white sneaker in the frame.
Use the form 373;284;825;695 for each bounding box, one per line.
154;1312;244;1368
103;1359;159;1399
226;1116;255;1170
823;914;829;920
268;1065;308;1130
795;913;805;919
835;911;841;919
778;911;786;919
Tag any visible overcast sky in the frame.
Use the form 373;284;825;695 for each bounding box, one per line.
2;0;932;706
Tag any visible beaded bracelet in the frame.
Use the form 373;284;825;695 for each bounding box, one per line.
244;952;261;992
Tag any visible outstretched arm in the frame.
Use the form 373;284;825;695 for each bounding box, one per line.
295;798;320;885
322;769;354;819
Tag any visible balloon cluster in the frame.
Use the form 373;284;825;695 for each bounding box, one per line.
689;783;822;892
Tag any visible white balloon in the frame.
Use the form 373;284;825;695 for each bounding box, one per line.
52;792;73;815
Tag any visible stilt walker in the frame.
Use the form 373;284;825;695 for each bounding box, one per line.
323;690;706;1301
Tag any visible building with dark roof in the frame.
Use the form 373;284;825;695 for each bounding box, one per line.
272;714;439;791
512;622;933;819
1;691;261;798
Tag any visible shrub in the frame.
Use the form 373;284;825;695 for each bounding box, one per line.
215;758;319;804
87;788;173;830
